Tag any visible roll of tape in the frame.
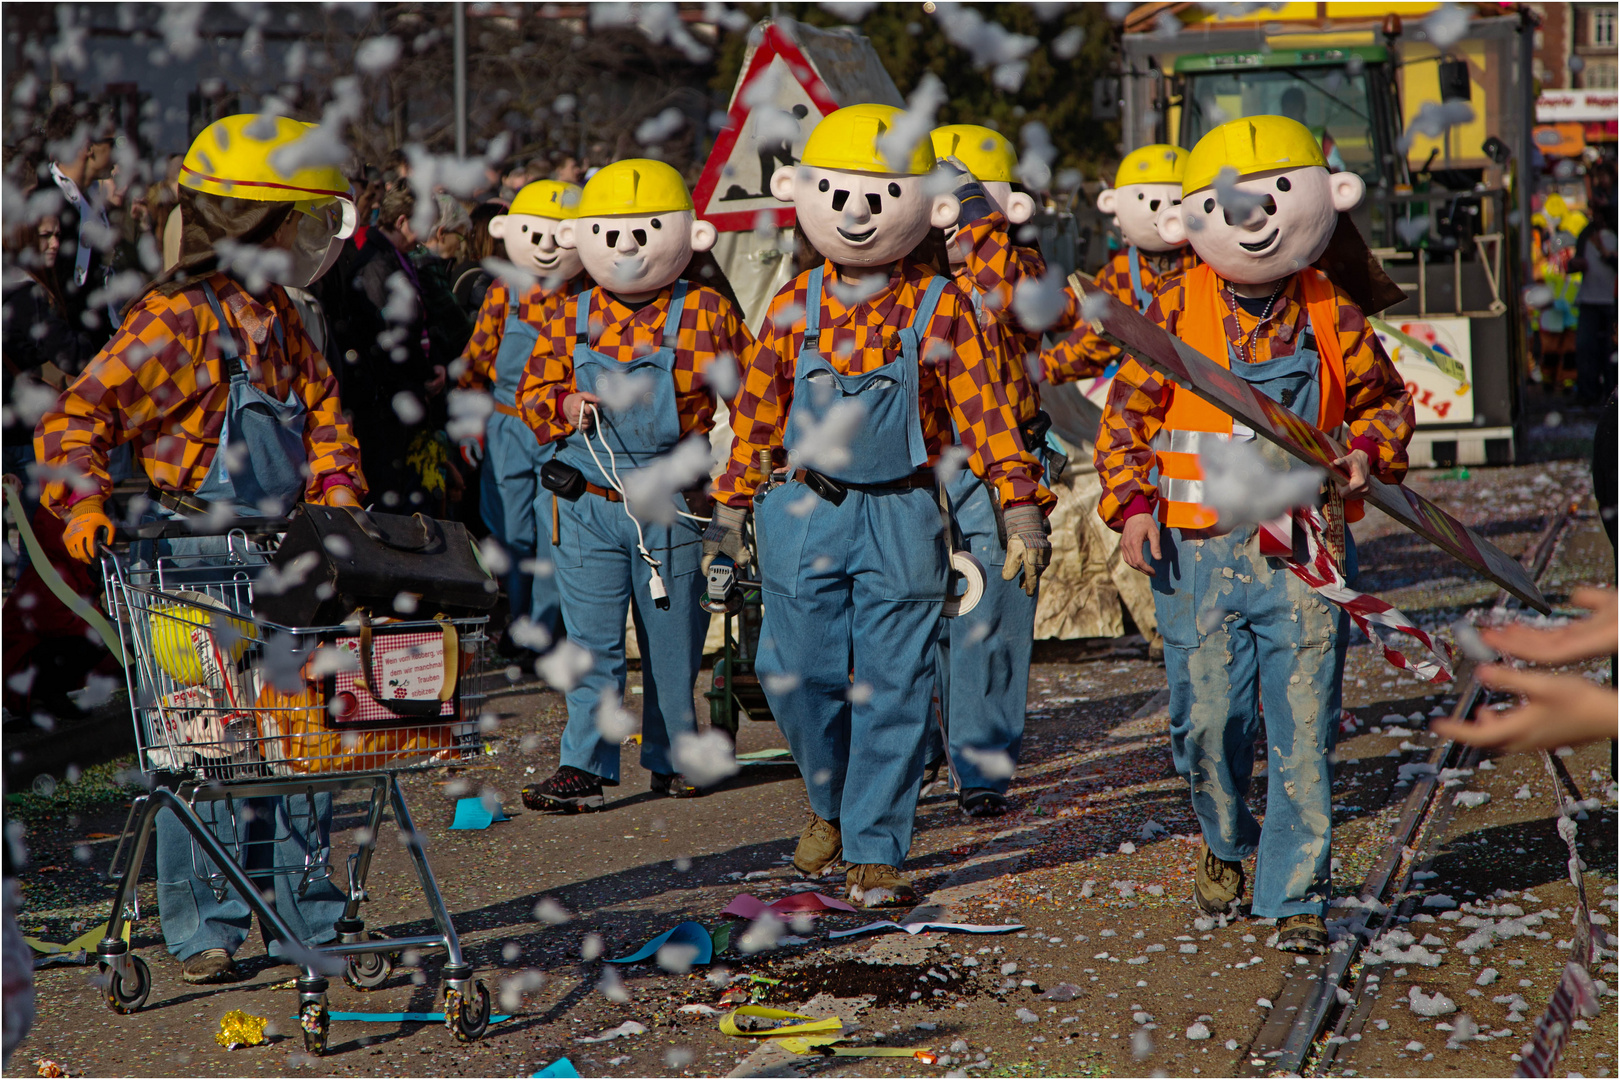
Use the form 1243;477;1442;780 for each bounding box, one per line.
943;550;986;619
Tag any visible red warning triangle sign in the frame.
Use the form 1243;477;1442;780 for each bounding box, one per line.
694;20;899;232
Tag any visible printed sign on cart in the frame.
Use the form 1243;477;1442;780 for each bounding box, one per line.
329;632;456;725
1373;316;1475;426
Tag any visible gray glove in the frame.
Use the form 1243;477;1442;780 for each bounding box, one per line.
1000;503;1051;596
702;503;750;575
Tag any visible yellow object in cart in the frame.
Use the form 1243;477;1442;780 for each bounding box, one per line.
148;590;252;685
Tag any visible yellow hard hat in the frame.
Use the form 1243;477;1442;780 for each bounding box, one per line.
1561;210;1590;237
149;591;253;686
1182;115;1327;195
801;104;934;176
1531;212;1549;231
1114;144;1189;188
931;124;1018;184
180;115;350;211
1543;193;1569;220
510;179;583;219
575;159;692;217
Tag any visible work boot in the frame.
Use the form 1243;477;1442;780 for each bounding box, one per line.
650;772;703;798
1193;841;1245;914
846;864;918;909
959;788;1009;818
1276;913;1329;954
521;766;605;813
180;948;239;984
792;814;842;876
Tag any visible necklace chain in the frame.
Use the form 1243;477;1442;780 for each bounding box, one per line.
1227;281;1285;365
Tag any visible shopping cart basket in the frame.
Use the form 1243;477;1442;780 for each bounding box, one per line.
93;517;495;1053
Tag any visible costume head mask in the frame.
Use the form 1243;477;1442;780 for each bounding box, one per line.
559;160;715;298
1096;144;1189;255
930;124;1036;266
771;104;959;268
489;180;584;288
1157;116;1365;286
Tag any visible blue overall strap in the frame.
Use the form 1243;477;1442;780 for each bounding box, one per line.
1126;245;1154;313
199;279;246;379
573;287;594;347
661;279;690;348
802;265;824;347
968;283;983;317
902;274;950;470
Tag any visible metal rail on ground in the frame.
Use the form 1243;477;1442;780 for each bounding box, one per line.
1240;500;1578;1076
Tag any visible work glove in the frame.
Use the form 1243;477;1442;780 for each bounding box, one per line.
941;155;992;227
324;484;362;508
459;435;484;468
63;498;114;563
701;503;750;575
1000;503;1051;597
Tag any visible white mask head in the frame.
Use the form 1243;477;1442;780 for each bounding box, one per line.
557;160;714;299
490;180;585;288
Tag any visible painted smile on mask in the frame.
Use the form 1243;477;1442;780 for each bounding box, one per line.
837;226;877;243
1240;229;1281;254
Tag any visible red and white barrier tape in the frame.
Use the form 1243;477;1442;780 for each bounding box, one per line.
1276;506;1455;684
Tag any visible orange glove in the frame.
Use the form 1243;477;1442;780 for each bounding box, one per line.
324;483;361;508
63;499;114;563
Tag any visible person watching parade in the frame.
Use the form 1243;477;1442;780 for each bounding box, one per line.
1094;116;1414;953
1041;145;1198;380
456;179;590;646
34;114;365;983
517;159;754;811
710;104;1054;907
927;123;1058;819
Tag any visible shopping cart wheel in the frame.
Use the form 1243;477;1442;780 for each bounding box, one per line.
343;933;395;990
299;998;329;1055
100;954;151;1014
445;979;491;1042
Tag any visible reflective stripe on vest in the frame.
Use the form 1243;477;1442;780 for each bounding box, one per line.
1155;263;1360;530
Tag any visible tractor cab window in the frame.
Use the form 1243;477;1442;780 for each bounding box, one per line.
1181;66;1382;189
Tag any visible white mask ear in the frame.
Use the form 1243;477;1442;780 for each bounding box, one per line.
557;221;577;250
1096;188;1118;216
690;219;717;254
1156;204;1188;247
930;194;961;230
488;215;509;239
1329;171;1367;213
1005;192;1036;225
769;165;797;204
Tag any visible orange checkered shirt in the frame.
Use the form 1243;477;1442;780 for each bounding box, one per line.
35;273;364;516
714;258;1053;512
1040;246;1200;384
516;282;754;445
1094;270;1415;531
456;276;581;392
953;212;1048;426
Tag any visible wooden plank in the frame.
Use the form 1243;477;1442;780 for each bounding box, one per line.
1075;280;1550;613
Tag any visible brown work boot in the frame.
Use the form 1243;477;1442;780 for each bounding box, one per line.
846;864;918;909
792;814;842;876
1276;913;1329;954
1193;841;1245;915
180;948;239;984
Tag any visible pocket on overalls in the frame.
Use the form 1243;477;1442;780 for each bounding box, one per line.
549;496;588;570
876;490;947;602
1151;528;1202;650
755;482;814;599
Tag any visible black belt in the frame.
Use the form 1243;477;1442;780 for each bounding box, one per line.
787;467;936;506
148;486;214;518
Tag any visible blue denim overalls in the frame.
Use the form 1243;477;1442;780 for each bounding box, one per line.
1152;311;1348;920
153;279;344;961
482;289;562;636
754;267;948;867
550;283;708;783
934;284;1039;794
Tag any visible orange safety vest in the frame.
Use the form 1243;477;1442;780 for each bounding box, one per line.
1155;263;1362;529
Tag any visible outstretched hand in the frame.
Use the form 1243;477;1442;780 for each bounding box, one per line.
1430;663;1617;753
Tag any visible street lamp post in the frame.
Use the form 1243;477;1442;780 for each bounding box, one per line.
453;2;467;159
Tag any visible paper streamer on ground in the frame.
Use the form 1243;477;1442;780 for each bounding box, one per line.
604;920;714;966
2;480;125;665
722;892;857;920
449;796;510;830
531;1057;581;1078
309;1010;514;1024
719;1006;844;1054
828;921;1025;939
24;920;129;967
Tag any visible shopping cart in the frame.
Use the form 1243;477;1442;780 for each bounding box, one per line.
93;517;494;1053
